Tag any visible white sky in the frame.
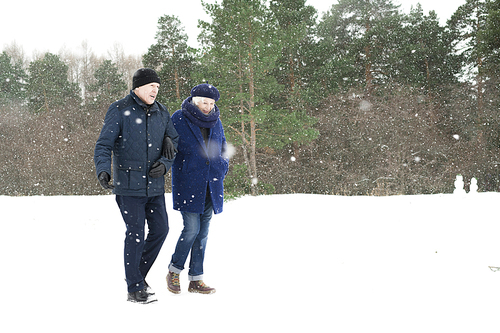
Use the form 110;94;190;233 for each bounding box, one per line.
1;0;465;59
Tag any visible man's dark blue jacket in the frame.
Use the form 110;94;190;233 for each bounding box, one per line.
94;91;179;197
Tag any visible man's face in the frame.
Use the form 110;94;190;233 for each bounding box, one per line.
194;97;216;115
135;82;160;105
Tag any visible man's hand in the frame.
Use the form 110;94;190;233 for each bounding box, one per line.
98;172;115;190
163;136;178;160
149;161;166;178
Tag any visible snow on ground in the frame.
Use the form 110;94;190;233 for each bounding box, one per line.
2;193;500;332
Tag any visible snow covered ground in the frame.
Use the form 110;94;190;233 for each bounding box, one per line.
2;193;500;332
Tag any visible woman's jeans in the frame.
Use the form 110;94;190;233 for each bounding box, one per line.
116;194;169;293
169;196;213;281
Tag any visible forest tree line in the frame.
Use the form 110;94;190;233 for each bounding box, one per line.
1;0;499;197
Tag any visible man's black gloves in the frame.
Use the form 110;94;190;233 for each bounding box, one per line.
99;163;165;186
163;136;178;160
98;172;115;190
149;161;166;178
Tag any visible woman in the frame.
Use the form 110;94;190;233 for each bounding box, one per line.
166;83;229;294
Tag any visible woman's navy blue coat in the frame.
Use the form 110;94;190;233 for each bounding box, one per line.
171;98;229;214
94;91;179;197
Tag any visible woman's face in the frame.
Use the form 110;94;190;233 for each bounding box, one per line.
194;97;216;115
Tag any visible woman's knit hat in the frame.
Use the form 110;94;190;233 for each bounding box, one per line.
132;68;161;89
190;83;220;102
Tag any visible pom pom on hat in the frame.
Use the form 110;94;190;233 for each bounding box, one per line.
191;83;220;102
132;68;161;89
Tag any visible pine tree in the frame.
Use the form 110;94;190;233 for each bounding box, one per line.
391;5;462;98
199;0;283;195
86;60;127;112
27;53;81;113
448;0;489;112
318;0;402;95
0;51;26;106
143;15;198;107
269;0;317;98
482;0;500;78
268;0;320;157
483;0;500;51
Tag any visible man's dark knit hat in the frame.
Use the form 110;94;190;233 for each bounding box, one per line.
191;83;220;102
132;68;161;89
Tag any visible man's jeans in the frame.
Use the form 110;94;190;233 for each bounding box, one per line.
116;194;169;293
169;196;213;281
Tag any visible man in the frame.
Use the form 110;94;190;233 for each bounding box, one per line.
94;68;179;303
166;83;229;295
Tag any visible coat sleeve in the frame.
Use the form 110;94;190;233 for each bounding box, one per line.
166;114;179;150
158;111;179;170
94;105;121;177
220;123;229;175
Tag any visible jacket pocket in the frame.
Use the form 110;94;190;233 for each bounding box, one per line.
116;160;147;190
211;157;228;181
180;154;199;174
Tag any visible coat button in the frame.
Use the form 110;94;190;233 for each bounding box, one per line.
206;161;210;165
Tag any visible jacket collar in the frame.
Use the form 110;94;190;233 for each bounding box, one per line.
130;90;160;113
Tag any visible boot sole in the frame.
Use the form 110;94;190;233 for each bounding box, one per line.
167;287;181;294
127;296;158;304
188;288;216;294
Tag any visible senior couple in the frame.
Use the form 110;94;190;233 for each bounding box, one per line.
94;68;229;303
